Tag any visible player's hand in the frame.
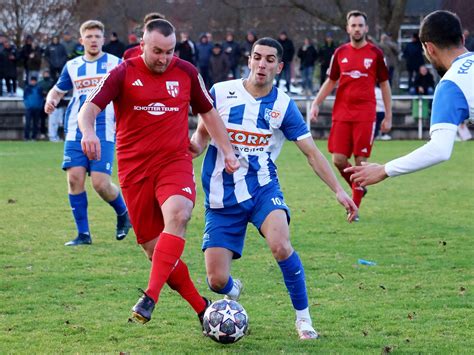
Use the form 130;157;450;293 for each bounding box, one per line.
224;153;240;174
344;162;388;187
335;190;358;223
44;99;58;114
81;131;101;161
310;103;320;122
380;113;392;133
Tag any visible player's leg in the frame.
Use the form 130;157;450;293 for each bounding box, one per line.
328;121;354;187
202;206;248;301
351;121;375;211
62;140;91;245
254;185;318;340
89;141;130;240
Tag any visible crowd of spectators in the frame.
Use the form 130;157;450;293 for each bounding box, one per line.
1;24;474;141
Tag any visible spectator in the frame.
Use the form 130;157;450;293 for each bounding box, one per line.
196;33;213;88
319;32;337;85
209;43;230;85
297;37;318;95
125;33;139;50
463;29;474;51
241;29;257;78
62;31;78;59
23;76;43;140
26;41;43;84
0;34;8;96
222;31;241;79
104;32;126;58
19;35;33;83
176;31;196;65
38;69;55;139
379;33;399;86
45;36;68;81
403;33;425;89
276;31;295;93
374;86;391;140
410;64;435;95
3;40;18;96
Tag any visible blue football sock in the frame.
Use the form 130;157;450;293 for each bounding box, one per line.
278;251;309;311
108;192;127;216
69;192;89;235
207;275;234;294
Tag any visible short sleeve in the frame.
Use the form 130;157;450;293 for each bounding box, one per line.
55;65;73;92
190;71;213;114
328;50;340;81
280;100;311;141
376;49;389;82
431;80;469;127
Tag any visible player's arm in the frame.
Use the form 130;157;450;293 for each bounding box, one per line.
346;125;457;186
189;117;211;158
295;137;358;222
78;102;103;161
199;108;240;174
379;80;392;132
310;78;337;122
44;88;66;114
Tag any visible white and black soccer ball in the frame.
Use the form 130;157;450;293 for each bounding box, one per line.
202;299;249;344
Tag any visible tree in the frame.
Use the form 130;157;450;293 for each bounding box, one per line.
0;0;78;47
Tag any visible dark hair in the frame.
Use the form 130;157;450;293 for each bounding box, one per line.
346;10;367;24
251;37;283;62
419;10;463;49
143;12;165;24
145;19;175;37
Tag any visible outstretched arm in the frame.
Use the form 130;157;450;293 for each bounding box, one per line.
199;108;240;174
344;126;457;186
295;137;358;222
78;102;102;161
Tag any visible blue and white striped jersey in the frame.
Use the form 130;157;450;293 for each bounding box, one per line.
202;79;311;209
430;52;474;134
55;53;121;142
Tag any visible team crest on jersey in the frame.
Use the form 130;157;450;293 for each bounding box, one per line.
264;108;281;122
166;81;179;97
364;58;373;69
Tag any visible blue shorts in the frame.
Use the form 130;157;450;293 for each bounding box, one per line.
62;140;115;175
202;181;290;259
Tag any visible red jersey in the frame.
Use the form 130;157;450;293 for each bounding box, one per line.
123;45;142;60
329;42;389;122
88;56;213;186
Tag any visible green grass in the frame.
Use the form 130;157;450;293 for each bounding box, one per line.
0;140;473;353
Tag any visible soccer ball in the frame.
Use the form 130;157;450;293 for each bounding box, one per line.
202;299;249;344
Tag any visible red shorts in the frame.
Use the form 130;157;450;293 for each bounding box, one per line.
328;120;376;158
121;157;196;244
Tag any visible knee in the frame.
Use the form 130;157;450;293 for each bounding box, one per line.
91;178;109;195
270;240;293;261
167;208;192;228
67;173;84;192
332;157;348;171
207;272;228;292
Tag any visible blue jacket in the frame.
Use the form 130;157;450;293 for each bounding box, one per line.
23;84;44;110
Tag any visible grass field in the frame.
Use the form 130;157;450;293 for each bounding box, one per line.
0;140;473;354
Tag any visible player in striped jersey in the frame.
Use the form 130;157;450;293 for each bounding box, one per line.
346;11;473;186
45;20;130;246
190;37;358;340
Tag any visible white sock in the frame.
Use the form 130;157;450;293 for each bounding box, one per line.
296;308;311;323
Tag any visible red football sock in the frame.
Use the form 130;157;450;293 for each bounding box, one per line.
146;232;185;303
352;182;365;208
167;259;207;314
338;162;353;187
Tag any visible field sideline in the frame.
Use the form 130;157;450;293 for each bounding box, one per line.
0;140;472;353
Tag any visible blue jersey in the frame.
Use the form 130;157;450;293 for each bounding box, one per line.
202;79;311;209
55;53;121;142
430;52;474;134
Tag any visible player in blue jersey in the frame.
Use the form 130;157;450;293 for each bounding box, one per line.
190;37;358;340
44;20;131;246
346;10;473;186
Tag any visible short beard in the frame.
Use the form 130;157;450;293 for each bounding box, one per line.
351;35;365;43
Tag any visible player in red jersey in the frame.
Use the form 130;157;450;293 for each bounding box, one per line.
123;12;165;60
78;19;239;326
310;10;392;220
